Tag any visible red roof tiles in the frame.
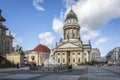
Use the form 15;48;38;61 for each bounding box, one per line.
33;44;50;54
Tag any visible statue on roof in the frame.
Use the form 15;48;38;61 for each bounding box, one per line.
15;45;23;53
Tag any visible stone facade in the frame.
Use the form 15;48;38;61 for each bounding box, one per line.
106;47;120;65
90;48;100;62
54;9;91;66
0;10;14;55
27;44;50;65
28;51;49;65
6;52;25;66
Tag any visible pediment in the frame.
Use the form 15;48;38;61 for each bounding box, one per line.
58;42;79;48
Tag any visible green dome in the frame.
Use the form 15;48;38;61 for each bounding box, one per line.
66;9;78;21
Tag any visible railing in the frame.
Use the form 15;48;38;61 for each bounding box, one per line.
29;64;73;72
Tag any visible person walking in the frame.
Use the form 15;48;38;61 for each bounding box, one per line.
16;63;19;69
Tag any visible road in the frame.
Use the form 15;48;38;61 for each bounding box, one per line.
0;66;120;80
87;66;120;80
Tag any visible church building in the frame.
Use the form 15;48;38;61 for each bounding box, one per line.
54;9;91;66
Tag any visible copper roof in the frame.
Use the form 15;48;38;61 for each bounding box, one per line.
33;44;50;54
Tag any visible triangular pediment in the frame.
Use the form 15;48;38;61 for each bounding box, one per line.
58;42;79;48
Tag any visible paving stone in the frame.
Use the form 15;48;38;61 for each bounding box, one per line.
37;75;80;80
0;74;41;79
0;73;11;76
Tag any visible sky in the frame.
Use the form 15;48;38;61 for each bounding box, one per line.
0;0;120;56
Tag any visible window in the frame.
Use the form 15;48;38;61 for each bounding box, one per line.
63;53;65;55
73;53;75;55
58;59;60;63
85;59;86;62
78;59;80;62
69;58;70;62
58;53;60;55
73;59;75;63
84;53;86;55
63;59;65;63
78;53;80;55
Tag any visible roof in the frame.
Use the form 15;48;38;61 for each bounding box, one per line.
6;35;14;39
33;44;50;54
0;10;6;22
0;25;8;30
65;9;78;21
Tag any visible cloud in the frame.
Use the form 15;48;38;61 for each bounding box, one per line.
63;0;76;8
71;0;120;41
73;0;120;32
38;32;55;48
52;18;63;37
33;0;44;11
53;0;120;41
52;10;64;37
95;37;108;46
81;31;100;41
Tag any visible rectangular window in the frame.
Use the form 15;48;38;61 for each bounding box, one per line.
58;53;60;55
73;59;75;63
69;58;70;62
58;59;60;63
63;53;65;55
78;59;80;62
63;59;65;63
78;53;80;55
73;53;75;55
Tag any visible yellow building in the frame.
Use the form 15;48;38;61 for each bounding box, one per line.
54;9;91;66
28;44;50;65
6;52;25;66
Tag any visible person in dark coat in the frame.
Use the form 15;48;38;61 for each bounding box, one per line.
16;63;19;69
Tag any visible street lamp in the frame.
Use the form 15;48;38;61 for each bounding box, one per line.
114;48;117;67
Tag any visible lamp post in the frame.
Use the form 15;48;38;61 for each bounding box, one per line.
114;48;116;67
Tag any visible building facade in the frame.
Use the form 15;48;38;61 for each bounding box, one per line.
28;44;50;65
106;47;120;65
54;9;91;66
90;48;100;62
6;52;25;66
0;10;14;56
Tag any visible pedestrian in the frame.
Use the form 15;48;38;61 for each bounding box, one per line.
70;64;72;71
16;63;19;69
41;63;44;71
33;62;36;70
